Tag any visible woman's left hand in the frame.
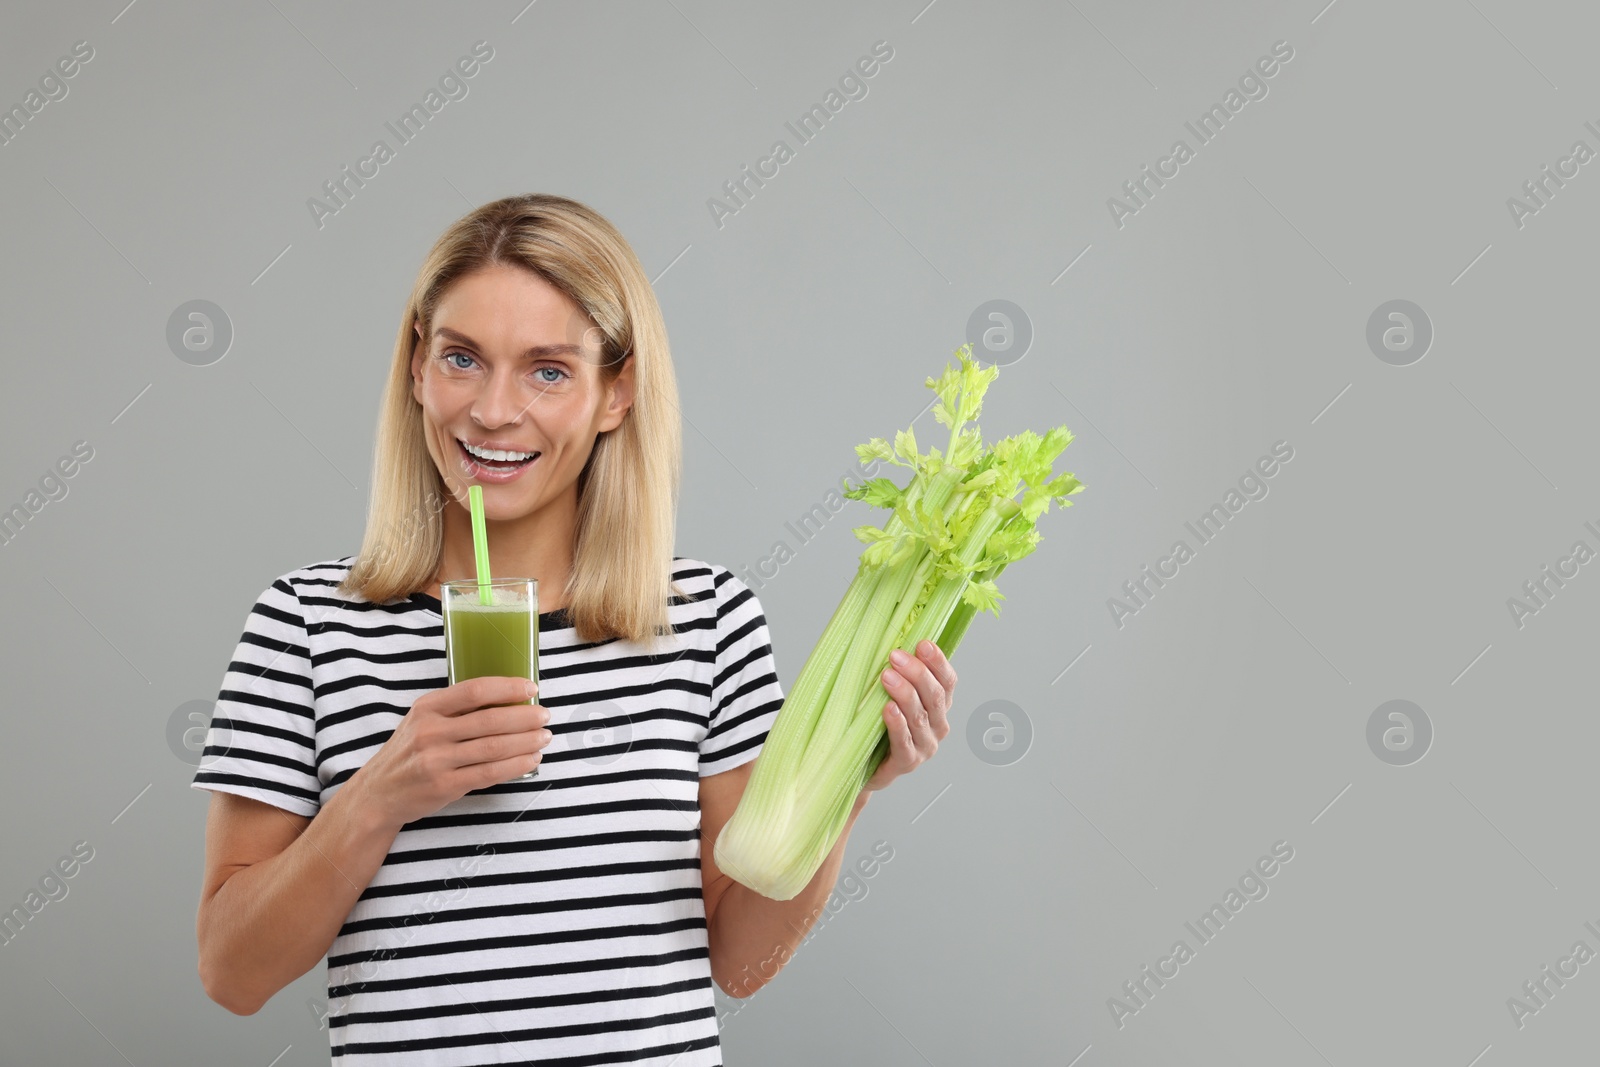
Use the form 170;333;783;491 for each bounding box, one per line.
863;639;959;794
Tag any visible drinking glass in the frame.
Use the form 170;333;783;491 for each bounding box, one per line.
441;577;540;780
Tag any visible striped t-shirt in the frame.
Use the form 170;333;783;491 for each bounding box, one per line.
191;555;785;1066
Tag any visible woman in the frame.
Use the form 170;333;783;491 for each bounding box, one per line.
192;193;958;1066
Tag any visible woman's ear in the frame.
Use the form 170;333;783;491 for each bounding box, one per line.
410;322;426;403
598;354;636;434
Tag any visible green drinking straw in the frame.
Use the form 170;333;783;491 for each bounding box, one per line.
467;484;493;606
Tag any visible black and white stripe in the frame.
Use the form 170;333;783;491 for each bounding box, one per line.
193;556;785;1066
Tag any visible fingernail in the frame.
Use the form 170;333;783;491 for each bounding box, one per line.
889;649;910;666
883;668;902;685
526;680;539;698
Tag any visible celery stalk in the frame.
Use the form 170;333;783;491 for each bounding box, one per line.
714;345;1087;900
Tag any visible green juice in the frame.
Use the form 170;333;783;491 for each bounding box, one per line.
444;601;538;689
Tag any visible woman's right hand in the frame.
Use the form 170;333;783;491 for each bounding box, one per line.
350;676;551;829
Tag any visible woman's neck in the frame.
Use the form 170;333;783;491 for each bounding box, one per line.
430;490;577;612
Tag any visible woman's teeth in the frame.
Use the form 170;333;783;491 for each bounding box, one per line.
459;439;537;463
456;439;538;476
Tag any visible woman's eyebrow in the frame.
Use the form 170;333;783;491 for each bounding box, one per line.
432;326;580;358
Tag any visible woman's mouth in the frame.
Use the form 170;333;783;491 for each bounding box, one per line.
456;438;540;483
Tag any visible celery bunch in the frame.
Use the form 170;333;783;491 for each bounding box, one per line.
713;344;1086;900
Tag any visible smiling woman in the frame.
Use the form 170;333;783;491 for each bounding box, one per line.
191;194;955;1065
189;195;788;1067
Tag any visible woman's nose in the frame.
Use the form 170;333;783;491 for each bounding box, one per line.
471;369;533;428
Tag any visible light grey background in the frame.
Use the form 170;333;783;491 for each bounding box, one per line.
1;1;1595;1064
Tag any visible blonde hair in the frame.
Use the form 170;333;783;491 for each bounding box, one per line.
339;193;686;648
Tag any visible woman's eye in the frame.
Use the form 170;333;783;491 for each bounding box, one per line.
440;352;566;384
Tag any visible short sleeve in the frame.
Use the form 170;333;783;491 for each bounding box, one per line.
190;576;321;816
699;567;785;777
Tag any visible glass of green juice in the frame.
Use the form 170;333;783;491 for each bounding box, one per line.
441;577;540;781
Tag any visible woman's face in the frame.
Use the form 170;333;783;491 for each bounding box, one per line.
410;263;634;521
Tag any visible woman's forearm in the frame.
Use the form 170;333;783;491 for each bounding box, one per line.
709;789;872;998
198;779;400;1015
